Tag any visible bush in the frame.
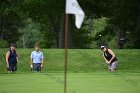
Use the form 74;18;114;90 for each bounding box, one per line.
108;36;117;49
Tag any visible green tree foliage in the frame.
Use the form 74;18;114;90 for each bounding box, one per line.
16;18;41;48
0;0;140;48
22;0;65;48
89;17;108;48
82;0;140;49
101;0;140;49
0;0;24;44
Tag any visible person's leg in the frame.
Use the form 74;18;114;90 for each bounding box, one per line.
108;64;112;71
13;64;17;71
10;64;15;72
7;66;10;73
7;62;12;73
37;63;41;71
9;61;17;72
110;61;118;71
33;63;38;71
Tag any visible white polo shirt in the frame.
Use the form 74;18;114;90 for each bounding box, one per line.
31;51;44;63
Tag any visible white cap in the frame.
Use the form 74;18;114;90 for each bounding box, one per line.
100;46;106;50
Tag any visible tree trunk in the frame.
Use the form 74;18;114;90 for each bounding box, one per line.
48;15;59;48
59;14;73;49
116;30;124;49
67;15;73;48
0;16;5;40
134;1;140;48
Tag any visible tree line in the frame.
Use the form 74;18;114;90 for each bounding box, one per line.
0;0;140;49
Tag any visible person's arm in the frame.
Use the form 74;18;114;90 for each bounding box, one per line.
108;49;116;64
103;54;109;64
41;53;44;68
6;51;10;68
41;58;44;68
30;52;33;68
16;52;18;62
30;58;33;66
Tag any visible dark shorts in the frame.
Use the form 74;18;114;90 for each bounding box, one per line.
33;63;41;71
7;64;17;72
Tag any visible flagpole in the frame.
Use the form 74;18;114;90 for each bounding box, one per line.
64;0;84;92
64;14;69;93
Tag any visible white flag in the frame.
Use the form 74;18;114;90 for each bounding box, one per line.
66;0;85;29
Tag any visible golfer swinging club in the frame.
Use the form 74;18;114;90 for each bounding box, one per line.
101;46;118;71
30;45;44;72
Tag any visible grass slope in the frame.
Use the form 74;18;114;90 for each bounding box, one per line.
0;49;140;73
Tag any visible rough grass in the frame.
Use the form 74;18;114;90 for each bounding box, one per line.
0;49;140;73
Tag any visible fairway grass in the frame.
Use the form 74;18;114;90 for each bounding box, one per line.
0;72;140;93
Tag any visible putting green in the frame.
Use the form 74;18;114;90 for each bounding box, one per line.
0;73;140;93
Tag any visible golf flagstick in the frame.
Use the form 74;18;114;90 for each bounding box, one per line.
65;0;85;93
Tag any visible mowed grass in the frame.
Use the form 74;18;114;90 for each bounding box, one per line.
0;73;140;93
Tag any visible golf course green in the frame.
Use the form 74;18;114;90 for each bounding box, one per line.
0;73;140;93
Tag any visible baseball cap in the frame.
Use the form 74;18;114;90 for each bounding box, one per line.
100;46;106;50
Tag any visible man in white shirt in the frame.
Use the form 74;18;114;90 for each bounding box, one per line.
30;45;44;71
